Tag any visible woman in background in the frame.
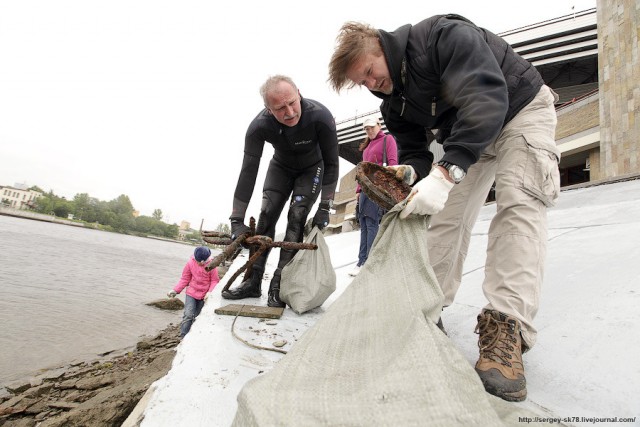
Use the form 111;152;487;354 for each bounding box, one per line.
349;118;397;276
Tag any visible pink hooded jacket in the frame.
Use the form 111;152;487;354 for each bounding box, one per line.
173;256;220;300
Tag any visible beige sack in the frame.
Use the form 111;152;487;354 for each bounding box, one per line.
279;226;336;315
233;203;543;426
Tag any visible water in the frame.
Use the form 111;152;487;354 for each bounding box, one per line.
0;215;212;384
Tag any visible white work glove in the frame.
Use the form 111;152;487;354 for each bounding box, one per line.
400;168;454;219
167;290;177;298
204;292;211;301
387;165;417;185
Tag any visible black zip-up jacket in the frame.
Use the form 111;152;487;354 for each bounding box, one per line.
231;97;339;220
374;14;545;180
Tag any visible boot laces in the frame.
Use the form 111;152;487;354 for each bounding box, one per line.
475;313;518;368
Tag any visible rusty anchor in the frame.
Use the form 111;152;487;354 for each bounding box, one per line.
200;217;317;293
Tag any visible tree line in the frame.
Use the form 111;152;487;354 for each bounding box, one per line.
30;186;179;238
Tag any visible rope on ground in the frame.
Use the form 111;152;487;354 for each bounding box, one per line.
231;305;288;355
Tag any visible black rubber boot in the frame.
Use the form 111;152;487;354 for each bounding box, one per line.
267;269;286;308
222;266;263;300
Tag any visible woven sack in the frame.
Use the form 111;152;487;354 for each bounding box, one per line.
233;203;542;426
279;226;336;314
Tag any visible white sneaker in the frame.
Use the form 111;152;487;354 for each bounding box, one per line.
348;265;361;277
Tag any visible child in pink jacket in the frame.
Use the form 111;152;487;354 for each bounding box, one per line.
168;246;220;337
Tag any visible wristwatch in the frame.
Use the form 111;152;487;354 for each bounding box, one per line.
436;161;466;184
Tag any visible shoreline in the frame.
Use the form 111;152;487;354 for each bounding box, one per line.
0;207;200;246
0;206;84;228
0;323;180;427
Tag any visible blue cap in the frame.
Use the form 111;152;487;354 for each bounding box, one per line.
194;246;211;262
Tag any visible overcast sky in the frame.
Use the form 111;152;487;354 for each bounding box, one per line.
0;0;596;231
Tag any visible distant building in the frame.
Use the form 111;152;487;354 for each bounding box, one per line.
327;5;639;234
0;184;42;210
326;167;358;233
177;221;192;241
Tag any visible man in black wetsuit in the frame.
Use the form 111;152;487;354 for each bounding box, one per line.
222;75;339;308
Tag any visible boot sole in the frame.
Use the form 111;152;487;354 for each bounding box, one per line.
476;369;527;402
483;383;527;402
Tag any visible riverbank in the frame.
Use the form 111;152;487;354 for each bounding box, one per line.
0;323;181;427
0;206;201;247
0;206;84;228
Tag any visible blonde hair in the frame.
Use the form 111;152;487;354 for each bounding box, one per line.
328;22;382;92
260;75;298;106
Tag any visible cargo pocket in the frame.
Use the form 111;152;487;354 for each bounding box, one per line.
519;135;561;207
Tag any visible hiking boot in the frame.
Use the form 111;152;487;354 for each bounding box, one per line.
221;266;263;300
474;309;527;402
267;269;286;308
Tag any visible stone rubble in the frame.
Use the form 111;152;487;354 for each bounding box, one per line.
0;324;181;427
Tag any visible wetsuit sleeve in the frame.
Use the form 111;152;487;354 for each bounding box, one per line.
431;20;508;170
230;124;265;220
317;115;339;201
230;153;261;220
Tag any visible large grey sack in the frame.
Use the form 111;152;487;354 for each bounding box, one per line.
232;203;543;426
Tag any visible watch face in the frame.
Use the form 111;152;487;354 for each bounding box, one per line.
451;166;465;182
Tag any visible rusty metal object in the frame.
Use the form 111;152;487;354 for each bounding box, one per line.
355;162;412;210
202;218;256;274
204;234;247;272
245;236;317;251
201;236;233;246
201;217;317;292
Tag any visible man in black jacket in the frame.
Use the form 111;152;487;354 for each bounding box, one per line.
329;15;560;402
223;75;339;308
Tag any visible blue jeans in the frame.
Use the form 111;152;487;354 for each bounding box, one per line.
358;215;380;266
180;295;205;337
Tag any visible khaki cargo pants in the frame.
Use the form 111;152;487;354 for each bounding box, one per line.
428;85;560;349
